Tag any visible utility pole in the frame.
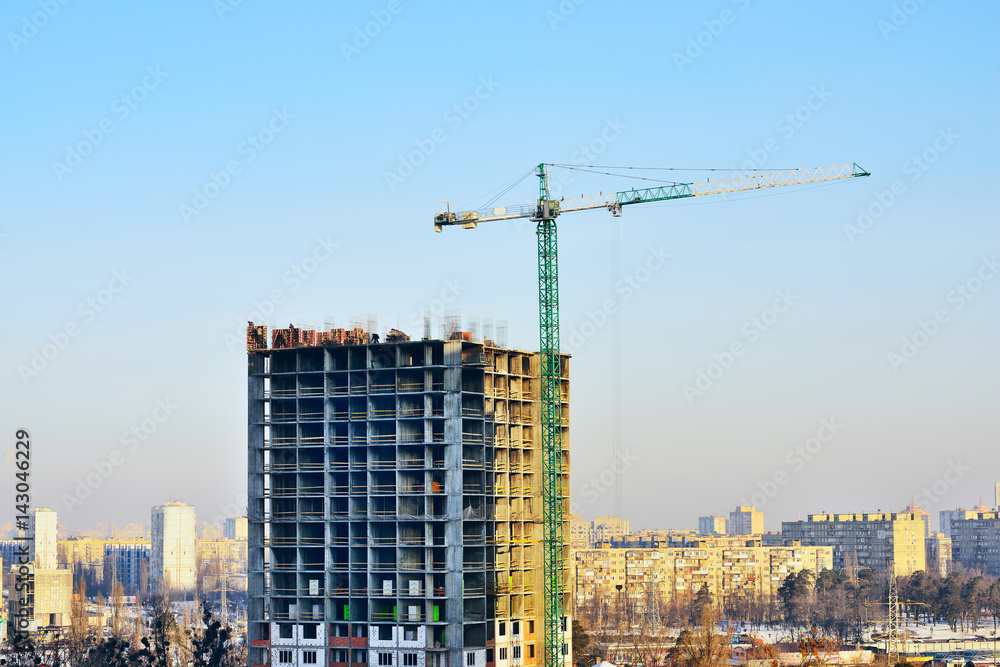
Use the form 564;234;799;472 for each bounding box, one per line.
887;559;900;666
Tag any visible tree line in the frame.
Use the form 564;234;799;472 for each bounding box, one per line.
2;591;246;667
574;565;1000;666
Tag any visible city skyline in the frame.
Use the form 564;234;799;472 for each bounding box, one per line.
2;3;997;535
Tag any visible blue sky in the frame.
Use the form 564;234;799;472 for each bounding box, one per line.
1;1;997;533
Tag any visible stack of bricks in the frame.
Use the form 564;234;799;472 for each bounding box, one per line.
246;322;268;351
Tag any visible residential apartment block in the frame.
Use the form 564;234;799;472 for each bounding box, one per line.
728;506;764;536
698;516;727;537
948;510;1000;577
151;502;197;594
781;511;925;575
573;541;832;615
104;540;151;593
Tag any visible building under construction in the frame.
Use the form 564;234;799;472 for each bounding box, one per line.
247;322;572;667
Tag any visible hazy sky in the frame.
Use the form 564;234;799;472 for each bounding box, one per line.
2;3;997;534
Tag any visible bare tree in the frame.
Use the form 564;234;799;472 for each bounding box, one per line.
668;606;732;667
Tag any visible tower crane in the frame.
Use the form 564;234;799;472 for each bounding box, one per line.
433;162;870;667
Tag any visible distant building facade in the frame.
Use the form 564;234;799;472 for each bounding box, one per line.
7;564;72;631
781;511;926;575
925;533;951;577
729;506;764;536
29;508;58;569
949;510;1000;577
593;515;630;545
151;502;197;594
104;540;150;594
223;516;248;541
59;536;107;582
574;542;832;614
197;538;248;593
570;516;594;549
698;515;727;536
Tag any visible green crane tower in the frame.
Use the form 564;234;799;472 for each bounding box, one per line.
434;162;870;667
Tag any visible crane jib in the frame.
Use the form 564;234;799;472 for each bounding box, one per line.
433;164;869;228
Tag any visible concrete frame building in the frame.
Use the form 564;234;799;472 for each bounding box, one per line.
728;506;763;536
247;328;571;667
151;502;197;594
781;511;925;575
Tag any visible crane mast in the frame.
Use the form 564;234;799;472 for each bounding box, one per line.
434;161;870;667
533;164;566;667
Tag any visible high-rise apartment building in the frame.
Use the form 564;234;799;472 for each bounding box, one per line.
949;510;1000;577
151;502;197;594
29;508;58;570
781;511;925;575
247;326;571;667
728;506;763;536
104;540;150;594
698;515;727;536
224;516;249;541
